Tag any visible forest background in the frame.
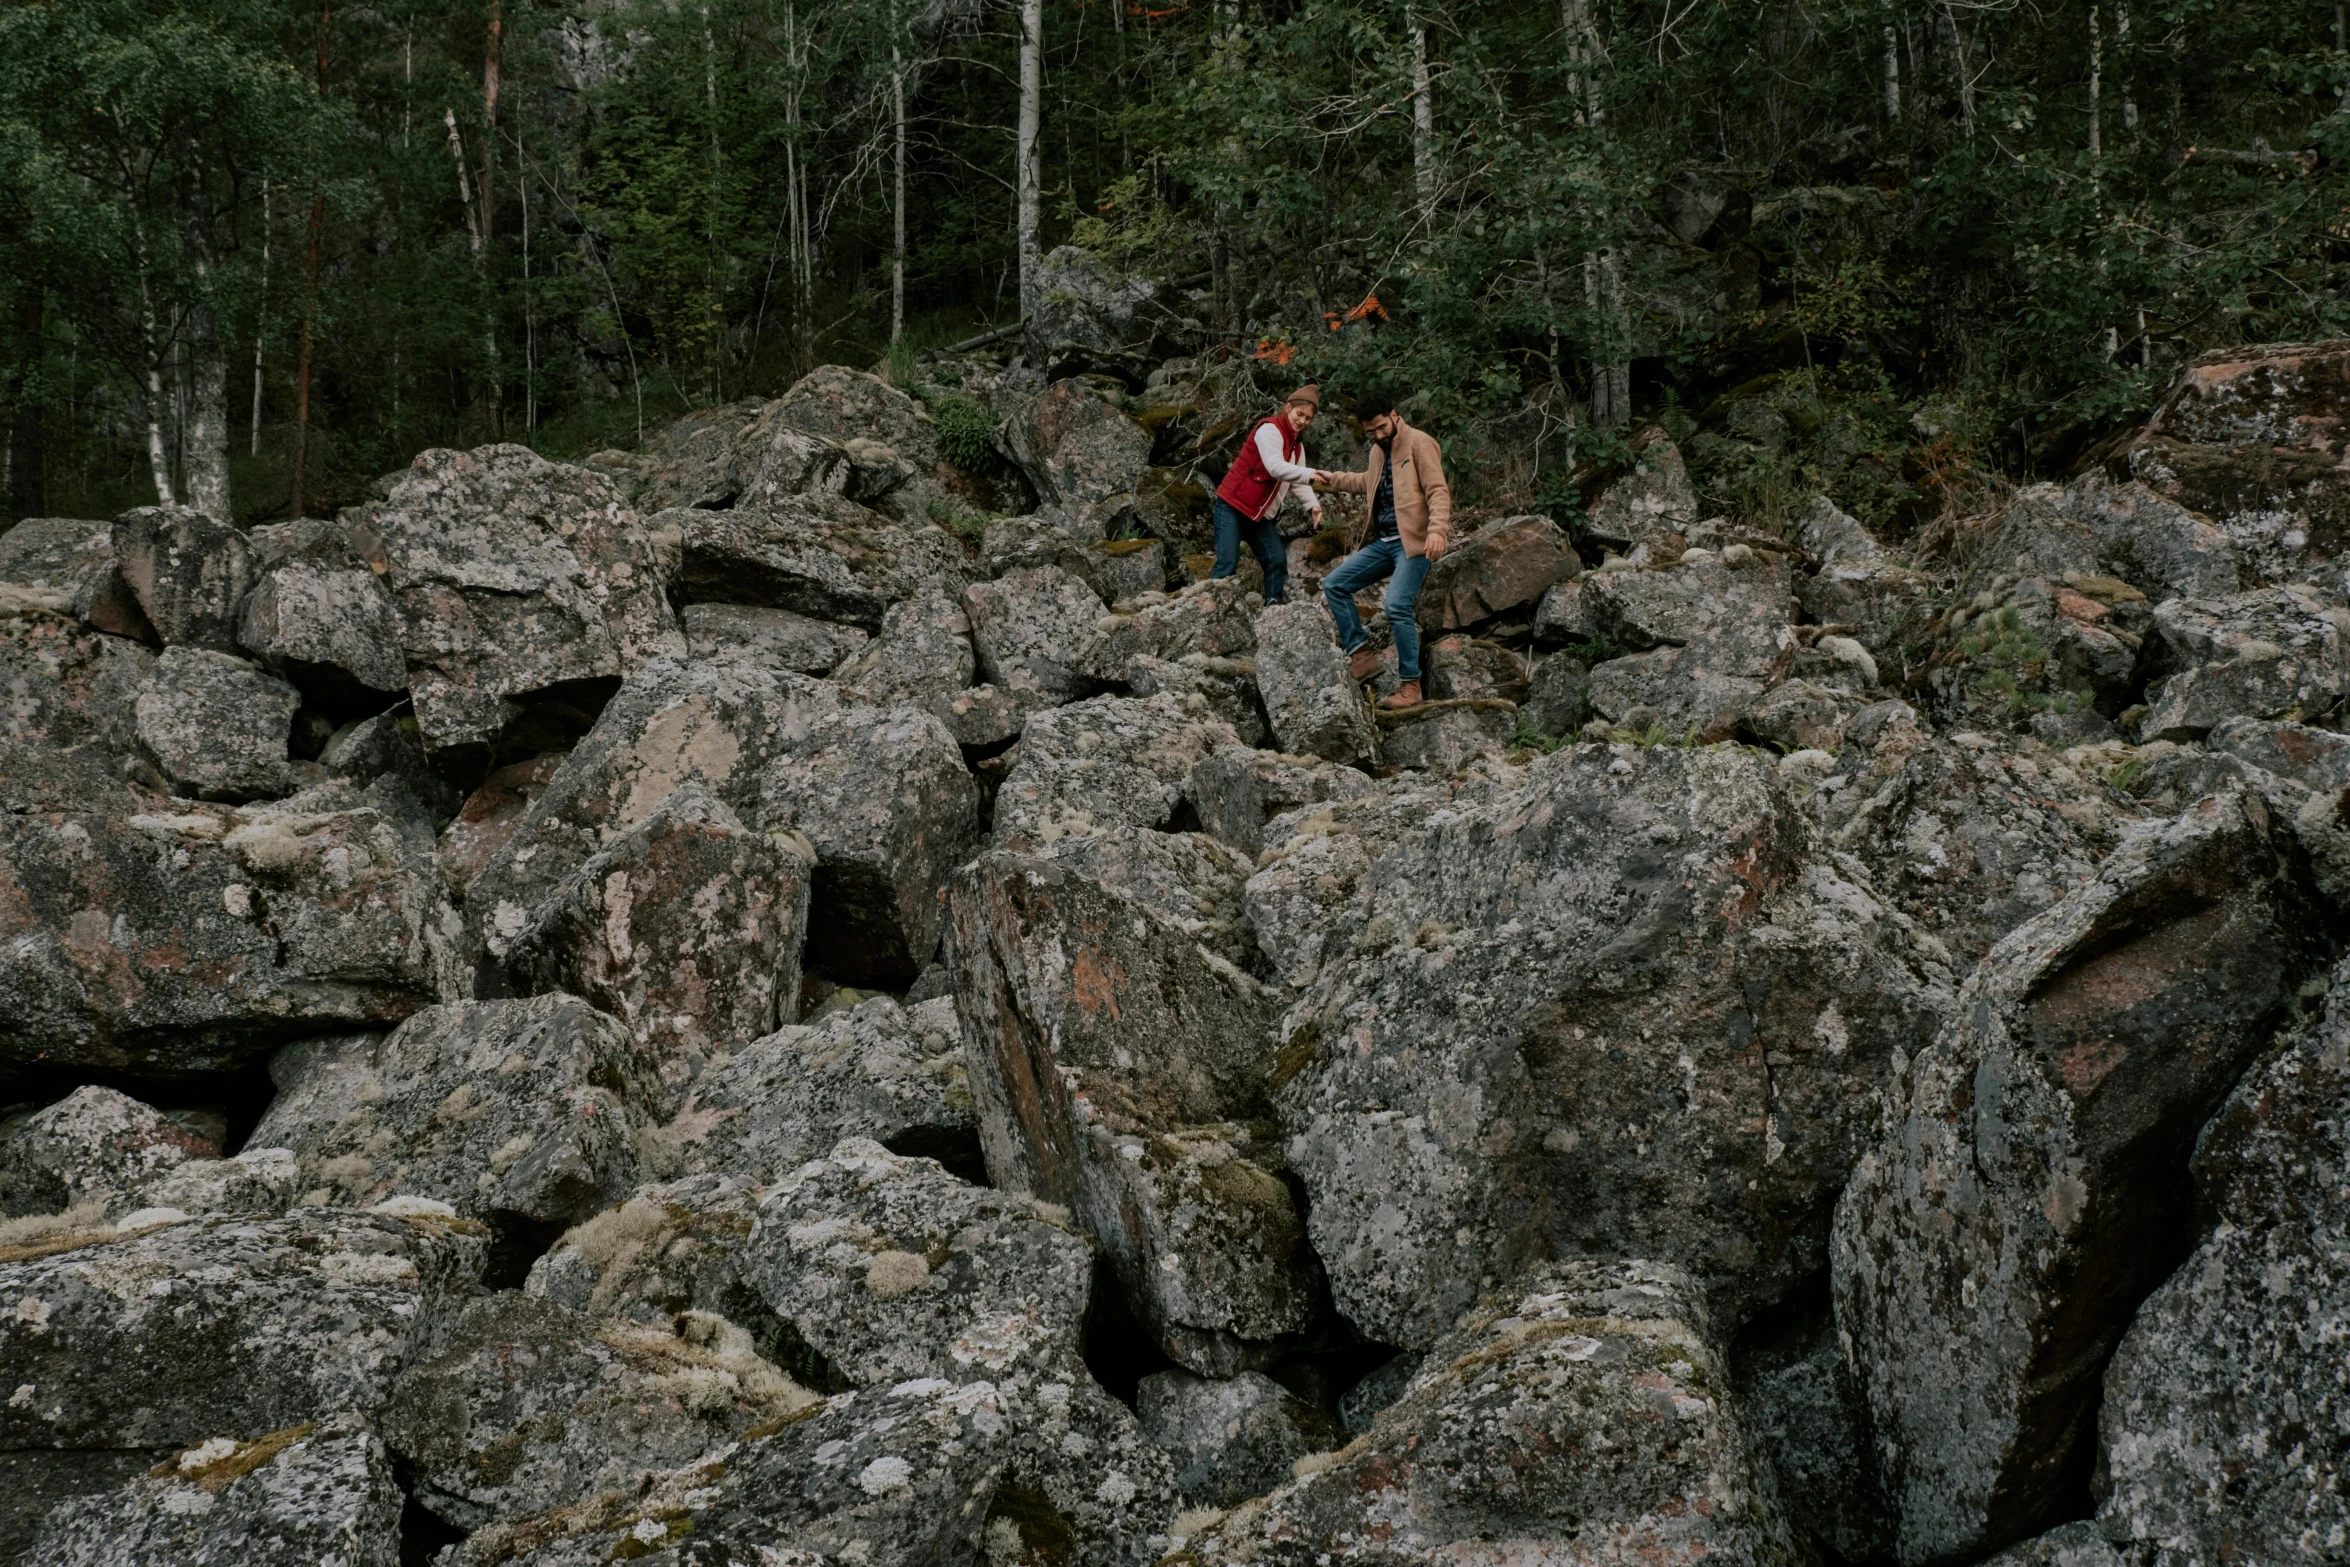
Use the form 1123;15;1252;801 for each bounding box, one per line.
3;0;2348;536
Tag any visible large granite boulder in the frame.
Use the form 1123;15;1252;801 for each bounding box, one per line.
0;519;113;610
1831;789;2329;1566
1135;1369;1345;1510
988;693;1242;851
1001;379;1153;541
1414;513;1579;631
503;782;811;1089
743;1138;1096;1388
381;1292;817;1531
1252;601;1373;766
2142;584;2349;739
22;1412;401;1567
2094;956;2350;1566
0;1208;484;1449
1184;748;1373;857
1267;742;1951;1349
0;1087;217;1219
1;780;454;1076
675;495;967;630
110;507;253;652
250;995;666;1273
451;1362;1177;1567
1178;1261;1791;1566
947;851;1311;1374
465;650;977;990
0;612;152;757
2120;340;2350;585
1825;733;2143;969
664;995;972;1185
132;646;298;802
964;563;1109;705
522;1174;773;1336
353;445;679;753
2058;475;2243;602
1026;245;1199;361
1082;576;1257;681
1583;431;1698;549
678;600;868;673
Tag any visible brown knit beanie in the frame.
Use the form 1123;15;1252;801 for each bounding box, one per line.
1283;383;1322;410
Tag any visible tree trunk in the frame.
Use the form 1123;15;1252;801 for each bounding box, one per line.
892;32;907;344
1883;24;1901;121
1585;248;1630;430
1560;0;1602;124
1409;5;1436;222
291;0;330;520
2087;5;2102;158
482;0;501;247
1942;2;1977;137
7;290;44;522
183;243;233;521
1016;0;1044;320
251;183;270;457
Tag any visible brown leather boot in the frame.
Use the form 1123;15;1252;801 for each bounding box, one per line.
1378;680;1424;711
1347;647;1383;683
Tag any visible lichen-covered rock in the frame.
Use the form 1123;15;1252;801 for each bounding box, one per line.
23;1412;402;1567
452;1365;1177;1567
2207;713;2350;791
1824;734;2139;969
0;1208;484;1448
1519;652;1591;740
1001;378;1152;541
1028;244;1199;361
1252;602;1373;766
1184;748;1373;857
1414;513;1578;631
2121;341;2350;585
250;995;664;1267
1126;653;1269;749
1585;431;1699;549
1744;677;1859;755
1732;1282;1896;1566
2059;475;2243;602
1832;790;2329;1567
1;613;153;756
1274;742;1950;1350
381;1292;817;1530
1082;577;1257;681
353;445;679;753
133;646;298;802
744;1138;1095;1388
1029;825;1260;967
235;551;407;702
110;507;253;652
1178;1260;1790;1566
0;1087;216;1218
129;1147;300;1220
1796;495;1883;564
1;1453;170;1567
435;752;566;900
833;589;976;711
1799;556;1934;661
948;851;1312;1372
989;693;1241;850
1374;698;1514;774
0;519;113;607
2094;956;2350;1566
1582;551;1797;681
1136;1370;1344;1509
963;564;1107;704
678;600;869;673
504;783;810;1089
676;495;967;630
1977;1522;2132;1567
523;1173;772;1332
1586;643;1770;735
465;651;976;989
2143;585;2349;739
762;364;945;477
0;781;454;1075
664;996;972;1185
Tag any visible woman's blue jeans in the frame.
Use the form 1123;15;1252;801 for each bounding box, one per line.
1211;497;1289;605
1322;535;1430;681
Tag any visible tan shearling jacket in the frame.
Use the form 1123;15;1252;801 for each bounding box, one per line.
1322;420;1453;558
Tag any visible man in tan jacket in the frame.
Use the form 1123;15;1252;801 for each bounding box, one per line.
1314;386;1452;709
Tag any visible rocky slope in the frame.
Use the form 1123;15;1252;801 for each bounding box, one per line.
0;345;2345;1566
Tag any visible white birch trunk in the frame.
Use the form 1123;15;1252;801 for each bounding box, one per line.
1883;24;1901;121
1585;249;1630;430
183;245;232;521
892;38;907;344
1409;6;1436;222
2087;5;2102;158
1016;0;1045;321
132;217;175;506
251;183;270;456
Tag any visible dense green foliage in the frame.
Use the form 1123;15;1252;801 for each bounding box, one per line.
4;0;2348;523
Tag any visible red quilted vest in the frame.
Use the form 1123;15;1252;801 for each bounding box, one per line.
1215;415;1302;521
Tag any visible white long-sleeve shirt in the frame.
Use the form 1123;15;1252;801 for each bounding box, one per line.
1253;421;1322;518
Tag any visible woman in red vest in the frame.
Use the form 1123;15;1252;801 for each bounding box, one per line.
1210;383;1323;606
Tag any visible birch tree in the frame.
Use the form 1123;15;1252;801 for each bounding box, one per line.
1016;0;1044;321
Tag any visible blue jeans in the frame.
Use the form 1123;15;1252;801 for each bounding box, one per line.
1211;497;1288;605
1322;535;1431;681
